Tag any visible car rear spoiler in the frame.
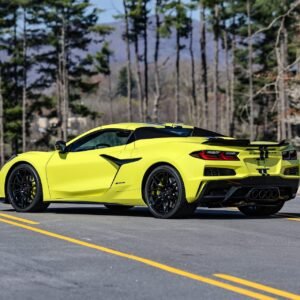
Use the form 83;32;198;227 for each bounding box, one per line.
202;138;289;148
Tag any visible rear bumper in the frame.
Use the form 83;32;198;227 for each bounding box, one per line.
197;176;299;207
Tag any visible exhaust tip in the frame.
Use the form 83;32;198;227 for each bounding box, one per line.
248;187;280;201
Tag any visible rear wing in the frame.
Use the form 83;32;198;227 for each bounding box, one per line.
202;138;289;148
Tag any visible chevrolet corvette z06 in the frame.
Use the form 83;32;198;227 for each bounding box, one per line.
0;123;299;218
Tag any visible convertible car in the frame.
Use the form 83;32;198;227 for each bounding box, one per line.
0;123;299;218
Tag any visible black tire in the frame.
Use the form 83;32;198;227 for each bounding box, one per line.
238;202;284;217
6;164;49;212
144;165;197;219
104;205;133;211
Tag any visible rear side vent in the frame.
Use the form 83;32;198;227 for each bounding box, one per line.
284;167;299;176
204;168;236;177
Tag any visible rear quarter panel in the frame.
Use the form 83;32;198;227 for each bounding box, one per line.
110;138;209;203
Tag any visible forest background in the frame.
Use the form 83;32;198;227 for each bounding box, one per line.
0;0;299;165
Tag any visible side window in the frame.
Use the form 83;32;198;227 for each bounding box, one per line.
69;130;132;152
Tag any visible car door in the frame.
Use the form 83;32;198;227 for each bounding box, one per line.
46;129;132;201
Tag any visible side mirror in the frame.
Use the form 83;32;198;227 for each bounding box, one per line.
55;140;67;153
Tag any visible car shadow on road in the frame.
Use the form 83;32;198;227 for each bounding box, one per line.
45;206;153;218
35;206;300;220
1;205;300;220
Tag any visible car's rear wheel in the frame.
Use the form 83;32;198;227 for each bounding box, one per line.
104;205;133;211
6;164;49;212
144;165;196;219
238;202;284;217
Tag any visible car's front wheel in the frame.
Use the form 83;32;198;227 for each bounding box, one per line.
6;164;49;212
238;202;284;217
144;165;197;219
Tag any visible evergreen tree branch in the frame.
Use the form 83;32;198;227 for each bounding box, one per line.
253;0;300;37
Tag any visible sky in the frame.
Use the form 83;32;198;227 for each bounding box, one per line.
90;0;127;23
90;0;199;23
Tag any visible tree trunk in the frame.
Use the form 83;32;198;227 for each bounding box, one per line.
123;0;132;122
143;1;149;121
134;35;143;121
220;2;231;136
22;8;27;152
223;29;231;136
61;14;68;141
0;68;4;166
212;3;219;132
230;4;236;137
247;0;254;141
108;56;113;123
152;0;161;123
283;27;291;139
56;10;63;140
13;11;18;107
276;20;287;141
199;1;208;128
189;16;197;126
175;18;180;123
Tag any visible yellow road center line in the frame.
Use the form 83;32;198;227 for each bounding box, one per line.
214;274;300;300
287;218;300;222
0;217;275;300
0;213;39;225
277;213;300;222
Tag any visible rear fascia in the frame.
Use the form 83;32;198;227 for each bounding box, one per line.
196;176;299;208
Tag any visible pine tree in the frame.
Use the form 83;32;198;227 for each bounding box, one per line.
0;1;22;154
35;0;100;140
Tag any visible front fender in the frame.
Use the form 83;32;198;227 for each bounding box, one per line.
0;151;55;201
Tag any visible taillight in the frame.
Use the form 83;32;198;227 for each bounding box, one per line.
282;150;298;161
190;150;239;161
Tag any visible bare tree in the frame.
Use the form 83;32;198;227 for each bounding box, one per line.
175;8;181;123
221;2;231;136
56;7;63;140
123;0;133;121
61;14;68;141
276;18;289;141
247;0;254;140
188;13;198;125
142;0;149;121
128;1;144;121
212;2;220;131
283;26;292;139
199;0;208;128
108;55;113;123
22;7;27;152
229;2;236;136
152;0;162;123
133;31;143;121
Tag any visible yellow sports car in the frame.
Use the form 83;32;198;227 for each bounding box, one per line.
0;123;299;218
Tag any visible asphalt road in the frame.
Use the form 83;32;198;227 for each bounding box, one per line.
1;198;300;300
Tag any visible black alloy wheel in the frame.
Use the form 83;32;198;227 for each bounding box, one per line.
238;202;284;217
144;165;196;219
7;164;49;212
